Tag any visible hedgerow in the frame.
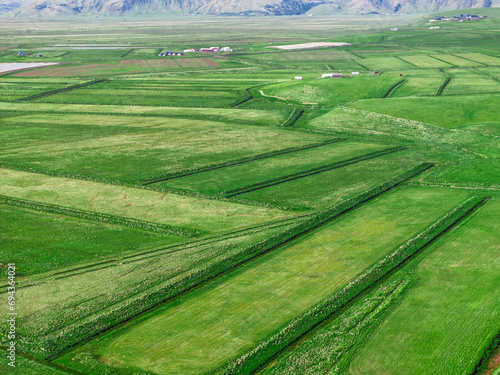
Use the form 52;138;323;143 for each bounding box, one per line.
14;163;431;360
0;195;199;237
213;194;485;375
221;146;406;197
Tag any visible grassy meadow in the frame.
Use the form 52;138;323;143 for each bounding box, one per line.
0;8;499;375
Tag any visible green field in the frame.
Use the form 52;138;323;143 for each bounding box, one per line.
348;198;500;375
0;9;499;375
55;186;471;374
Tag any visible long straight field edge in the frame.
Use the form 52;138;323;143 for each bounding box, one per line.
1;8;499;375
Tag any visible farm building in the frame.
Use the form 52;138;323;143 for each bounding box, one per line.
352;72;360;75
321;73;342;78
200;47;220;52
220;47;232;52
184;48;197;52
294;76;303;80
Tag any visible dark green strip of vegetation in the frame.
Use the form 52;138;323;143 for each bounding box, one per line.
214;195;487;375
17;78;108;102
38;164;429;361
0;194;200;237
280;108;304;127
471;329;500;375
383;78;407;98
436;76;452;96
222;146;406;197
141;138;345;184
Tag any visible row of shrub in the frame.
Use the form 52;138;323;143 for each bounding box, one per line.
140;138;344;184
0;194;199;238
280;108;304;127
264;277;413;375
17;79;108;102
222;146;406;197
15;164;427;360
214;194;486;375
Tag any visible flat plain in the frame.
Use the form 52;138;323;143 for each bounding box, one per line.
0;9;498;375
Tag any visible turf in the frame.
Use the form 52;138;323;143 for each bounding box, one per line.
56;186;471;375
0;168;294;233
347;198;500;375
0;203;185;275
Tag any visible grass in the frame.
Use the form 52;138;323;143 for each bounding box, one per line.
0;168;294;233
455;53;500;65
0;101;289;125
0;203;185;275
55;186;471;375
348;94;500;129
154;140;388;195
237;151;430;209
355;57;415;71
0;114;328;182
430;54;483;67
391;76;445;97
258;76;401;106
347;197;500;375
443;70;500;95
398;55;452;68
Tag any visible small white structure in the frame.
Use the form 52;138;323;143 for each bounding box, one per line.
294;76;303;80
184;49;196;52
391;28;399;31
220;47;232;52
429;26;441;29
351;72;360;75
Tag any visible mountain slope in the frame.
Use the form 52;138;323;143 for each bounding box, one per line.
8;0;494;16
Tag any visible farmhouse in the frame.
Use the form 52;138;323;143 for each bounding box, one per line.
321;72;342;78
201;47;220;52
352;72;360;75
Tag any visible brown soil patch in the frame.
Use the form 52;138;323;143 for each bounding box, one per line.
201;58;220;67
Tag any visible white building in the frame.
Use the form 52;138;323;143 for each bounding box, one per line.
352;72;360;75
295;76;303;80
220;47;233;52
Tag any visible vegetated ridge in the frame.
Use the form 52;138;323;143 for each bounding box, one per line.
8;0;493;17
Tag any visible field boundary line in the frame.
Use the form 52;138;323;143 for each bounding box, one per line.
0;194;200;237
222;146;406;197
213;195;488;375
449;53;487;66
30;164;432;361
383;78;407;98
436;75;451;96
279;108;304;127
16;78;109;102
428;54;458;68
140;138;346;184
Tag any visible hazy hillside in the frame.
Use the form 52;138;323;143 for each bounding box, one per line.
5;0;495;18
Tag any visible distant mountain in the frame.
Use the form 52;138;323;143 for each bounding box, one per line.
7;0;493;17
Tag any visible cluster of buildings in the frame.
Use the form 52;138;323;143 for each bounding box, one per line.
430;14;487;22
18;51;43;57
320;72;360;78
158;46;232;56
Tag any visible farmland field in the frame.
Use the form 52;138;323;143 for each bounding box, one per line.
0;8;499;375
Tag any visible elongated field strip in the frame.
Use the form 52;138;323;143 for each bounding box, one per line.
0;168;294;233
348;198;500;375
55;186;471;374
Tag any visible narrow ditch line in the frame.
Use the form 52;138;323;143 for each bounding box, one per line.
223;147;406;197
17;78;108;102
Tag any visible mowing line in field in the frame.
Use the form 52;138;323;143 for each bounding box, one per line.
141;138;345;184
222;146;406;197
17;78;108;102
215;195;487;375
0;194;200;237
